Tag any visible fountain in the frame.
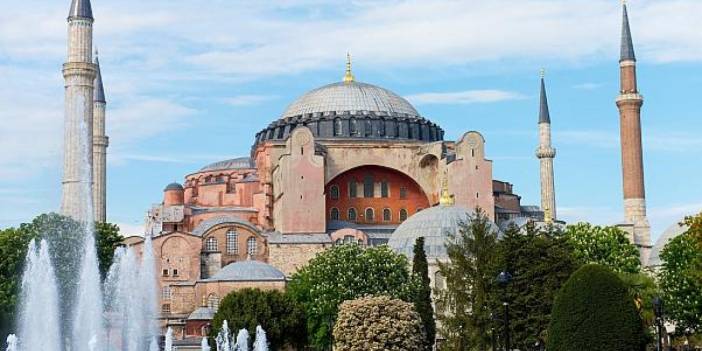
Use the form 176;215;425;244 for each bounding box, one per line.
252;326;268;351
235;329;249;351
216;320;232;351
201;337;211;351
5;335;17;351
165;327;174;351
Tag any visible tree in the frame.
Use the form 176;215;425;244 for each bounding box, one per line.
493;222;579;350
547;264;646;351
564;223;641;274
210;288;306;350
659;232;702;332
95;221;124;278
287;244;415;350
436;208;499;351
412;237;435;351
333;296;424;351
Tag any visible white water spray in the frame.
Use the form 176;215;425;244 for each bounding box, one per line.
5;334;17;351
201;337;211;351
235;329;249;351
18;240;61;351
253;326;268;351
216;320;232;351
165;327;174;351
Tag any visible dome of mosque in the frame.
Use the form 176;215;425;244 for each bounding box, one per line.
164;182;184;191
648;222;689;267
388;205;499;261
199;157;255;172
206;260;286;282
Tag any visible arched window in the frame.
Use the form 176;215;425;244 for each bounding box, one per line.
205;237;218;252
364;120;372;137
334;118;342;136
383;208;392;222
330;185;340;200
349;181;357;198
379;120;386;136
365;208;375;222
348;208;357;221
363;174;374;198
162;304;171;313
330;208;340;220
226;230;238;255
381;181;389;198
344;235;355;244
400;209;408;222
350;118;358;136
208;294;220;311
335;238;342;245
247;237;257;256
399;187;408;199
161;286;172;300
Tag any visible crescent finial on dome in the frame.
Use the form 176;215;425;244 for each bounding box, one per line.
343;52;355;83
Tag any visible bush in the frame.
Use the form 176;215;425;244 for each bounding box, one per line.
547;264;645;351
333;296;424;351
210;288;306;349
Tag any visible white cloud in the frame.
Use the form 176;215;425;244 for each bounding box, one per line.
224;95;278;106
406;90;525;105
113;222;145;238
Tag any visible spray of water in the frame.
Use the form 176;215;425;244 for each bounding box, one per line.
252;326;268;351
165;327;174;351
216;320;232;351
235;329;249;351
5;334;17;351
18;240;61;351
201;337;211;351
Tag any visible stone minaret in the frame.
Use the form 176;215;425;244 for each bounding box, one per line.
616;2;651;260
93;53;108;222
536;70;556;223
61;0;96;221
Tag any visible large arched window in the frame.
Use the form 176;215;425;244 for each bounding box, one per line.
348;208;357;221
399;209;408;222
350;118;358;136
334;118;342;136
381;181;389;198
344;235;356;244
383;208;392;222
208;294;220;311
247;237;257;256
204;237;218;252
365;208;375;222
330;185;340;200
226;230;238;255
349;181;357;198
363;174;374;198
330;208;340;220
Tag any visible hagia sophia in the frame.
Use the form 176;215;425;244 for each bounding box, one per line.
56;0;681;345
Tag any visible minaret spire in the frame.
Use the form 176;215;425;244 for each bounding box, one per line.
615;2;650;264
93;50;109;222
536;69;556;223
68;0;93;20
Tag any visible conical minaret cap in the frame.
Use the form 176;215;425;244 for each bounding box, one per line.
94;54;106;103
538;70;550;124
620;3;636;62
68;0;93;20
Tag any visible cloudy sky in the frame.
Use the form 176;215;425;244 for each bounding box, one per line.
1;0;700;241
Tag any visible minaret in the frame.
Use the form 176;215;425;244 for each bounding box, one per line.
616;1;651;260
536;69;557;223
61;0;96;221
93;52;108;222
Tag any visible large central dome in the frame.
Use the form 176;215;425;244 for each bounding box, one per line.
254;66;444;146
281;81;420;118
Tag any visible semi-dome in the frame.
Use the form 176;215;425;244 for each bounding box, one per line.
206;260;286;282
199;157;255;172
164;182;184;191
388;205;498;260
254;65;444;146
648;222;689;267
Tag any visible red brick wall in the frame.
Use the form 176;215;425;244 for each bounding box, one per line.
325;165;430;225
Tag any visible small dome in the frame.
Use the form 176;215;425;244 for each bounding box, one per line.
200;157;255;172
188;306;215;320
164;182;184;191
207;260;286;282
648;222;689;267
388;205;499;260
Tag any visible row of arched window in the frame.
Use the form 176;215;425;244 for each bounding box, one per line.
204;231;257;256
328;179;392;199
332;117;430;140
330;207;410;222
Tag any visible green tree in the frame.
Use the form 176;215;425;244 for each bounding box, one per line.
659;232;702;332
333;296;424;351
211;288;306;349
287;244;415;350
547;264;646;351
95;221;124;278
412;237;436;351
494;222;579;350
564;223;641;273
436;208;499;351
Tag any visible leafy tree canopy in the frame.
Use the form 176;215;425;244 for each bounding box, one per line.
564;223;641;274
659;231;702;332
287;244;414;350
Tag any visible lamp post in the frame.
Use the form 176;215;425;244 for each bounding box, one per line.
496;271;512;351
653;297;663;351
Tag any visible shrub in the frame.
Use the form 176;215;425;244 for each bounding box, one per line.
333;296;424;351
547;264;645;351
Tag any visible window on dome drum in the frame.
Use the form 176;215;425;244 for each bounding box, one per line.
383;208;392;222
417;207;423;212
364;174;374;198
400;187;408;199
381;181;389;198
162;286;172;300
330;208;340;221
348;208;357;221
400;209;408;222
162;304;171;313
330;185;340;200
365;208;375;222
247;237;257;256
364;120;372;137
379;121;386;136
208;294;220;311
349;181;357;198
205;237;218;252
350;118;358;136
334;118;342;136
226;230;238;255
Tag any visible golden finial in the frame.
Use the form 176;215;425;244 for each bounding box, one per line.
343;52;355;83
439;171;455;206
539;68;545;79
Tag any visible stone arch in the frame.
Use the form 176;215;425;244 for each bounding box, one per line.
326;163;432;199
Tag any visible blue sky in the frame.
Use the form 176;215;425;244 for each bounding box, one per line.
1;0;700;243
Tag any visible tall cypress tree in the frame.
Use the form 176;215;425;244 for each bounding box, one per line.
412;237;436;351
